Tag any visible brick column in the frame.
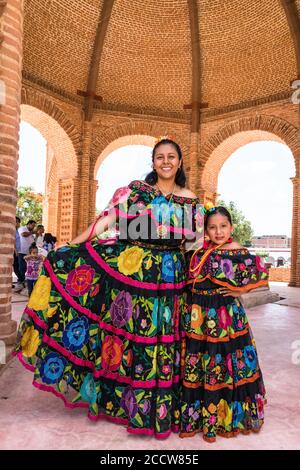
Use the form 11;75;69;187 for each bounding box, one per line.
77;121;92;233
0;0;23;366
88;179;98;225
189;132;199;193
57;177;79;243
289;176;300;287
201;190;219;205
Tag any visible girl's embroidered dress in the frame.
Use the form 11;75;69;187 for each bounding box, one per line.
14;180;201;439
180;243;268;442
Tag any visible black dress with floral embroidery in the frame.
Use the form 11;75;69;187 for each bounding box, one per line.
180;246;268;442
14;180;202;439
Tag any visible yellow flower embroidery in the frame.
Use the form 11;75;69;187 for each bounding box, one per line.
117;246;144;275
174;410;180;419
53;322;59;330
46;305;58;318
187;373;197;382
145;258;153;270
28;275;51;311
217;399;232;428
20;326;40;357
106;401;114;411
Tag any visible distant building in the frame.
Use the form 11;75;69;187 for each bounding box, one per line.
252;235;291;249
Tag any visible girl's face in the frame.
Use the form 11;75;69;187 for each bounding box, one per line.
153;144;181;181
205;213;233;245
30;248;38;256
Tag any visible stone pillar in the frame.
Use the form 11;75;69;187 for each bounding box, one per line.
0;0;23;367
77;121;92;233
289;176;300;287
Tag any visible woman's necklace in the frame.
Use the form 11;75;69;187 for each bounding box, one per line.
154;182;176;238
155;182;176;202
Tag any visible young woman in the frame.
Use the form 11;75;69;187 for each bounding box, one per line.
14;139;202;439
180;205;268;442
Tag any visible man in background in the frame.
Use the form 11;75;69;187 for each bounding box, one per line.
18;219;36;286
13;216;23;292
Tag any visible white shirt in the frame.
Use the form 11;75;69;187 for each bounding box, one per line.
18;226;35;254
35;235;44;248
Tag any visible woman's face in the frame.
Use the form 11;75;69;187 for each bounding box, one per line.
205;213;233;245
153;143;181;181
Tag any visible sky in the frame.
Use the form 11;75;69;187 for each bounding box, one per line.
18;121;295;237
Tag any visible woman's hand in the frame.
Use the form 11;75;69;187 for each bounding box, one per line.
219;288;244;297
54;244;68;252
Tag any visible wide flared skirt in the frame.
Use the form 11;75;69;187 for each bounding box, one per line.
13;238;187;439
180;287;266;442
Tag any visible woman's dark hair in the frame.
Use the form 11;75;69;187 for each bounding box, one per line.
44;233;55;244
205;206;233;229
145;138;186;187
29;242;37;252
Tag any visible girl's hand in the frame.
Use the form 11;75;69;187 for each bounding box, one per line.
219;288;244;297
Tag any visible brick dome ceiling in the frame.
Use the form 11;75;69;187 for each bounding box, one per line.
23;0;297;118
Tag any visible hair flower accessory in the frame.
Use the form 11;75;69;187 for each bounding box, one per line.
204;201;217;216
154;135;175;144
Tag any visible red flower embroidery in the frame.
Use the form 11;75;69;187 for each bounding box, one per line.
66;264;95;297
101;335;124;371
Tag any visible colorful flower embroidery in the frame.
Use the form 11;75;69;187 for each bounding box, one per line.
66;264;95;297
110;291;133;328
62;316;89;352
101;335;124;371
27;275;51;311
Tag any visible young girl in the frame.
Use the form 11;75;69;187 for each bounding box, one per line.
180;205;268;442
24;243;44;296
42;233;55;253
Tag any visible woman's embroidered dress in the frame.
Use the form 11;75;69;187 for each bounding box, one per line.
14;180;202;439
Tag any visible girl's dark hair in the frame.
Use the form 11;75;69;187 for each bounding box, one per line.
145;138;186;187
44;233;55;244
205;206;233;229
29;242;37;252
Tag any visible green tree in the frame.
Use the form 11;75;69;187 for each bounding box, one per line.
217;199;254;246
16;186;43;224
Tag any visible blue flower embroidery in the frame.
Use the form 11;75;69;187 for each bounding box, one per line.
62;316;89;352
161;254;175;282
80;373;97;404
244;345;257;370
40;352;67;384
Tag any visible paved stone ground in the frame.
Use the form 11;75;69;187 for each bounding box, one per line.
1;285;299;450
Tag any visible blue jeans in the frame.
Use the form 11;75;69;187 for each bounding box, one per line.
18;253;26;283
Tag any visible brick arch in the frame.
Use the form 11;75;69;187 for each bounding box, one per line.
21;86;82;167
20;103;80;243
93;135;155;179
200;115;300;197
92;120;190;178
20;104;79;179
